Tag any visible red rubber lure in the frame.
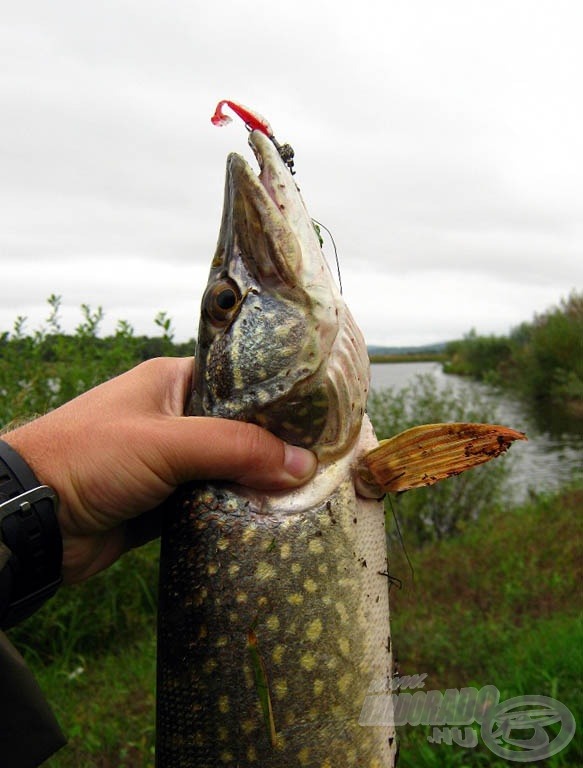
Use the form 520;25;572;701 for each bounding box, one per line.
210;99;296;174
210;100;274;137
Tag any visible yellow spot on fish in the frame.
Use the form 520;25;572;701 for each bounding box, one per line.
291;562;302;575
280;542;291;560
335;601;349;623
198;625;208;639
318;563;329;574
370;759;383;768
266;614;280;631
217;537;229;551
218;695;230;713
242;526;257;544
308;539;324;555
193;586;208;606
301;651;317;671
306;618;323;642
274;678;288;699
236;592;248;604
257;596;268;608
207;562;218;576
326;656;339;670
241;719;257;735
220;750;234;763
338;637;350;657
321;759;333;768
313;679;324;696
272;644;286;664
217;725;228;741
298;747;311;766
203;659;217;674
229;611;239;623
338;672;353;694
287;593;304;606
255;561;276;580
216;636;228;648
275;733;287;749
247;746;258;762
228;563;240;577
303;577;318;593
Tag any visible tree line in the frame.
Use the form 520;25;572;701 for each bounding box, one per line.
444;291;583;410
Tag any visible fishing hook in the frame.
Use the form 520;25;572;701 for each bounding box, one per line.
211;99;295;174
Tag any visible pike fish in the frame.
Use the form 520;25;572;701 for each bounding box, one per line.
156;111;525;767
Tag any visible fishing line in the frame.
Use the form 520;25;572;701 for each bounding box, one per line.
387;494;415;583
312;218;343;295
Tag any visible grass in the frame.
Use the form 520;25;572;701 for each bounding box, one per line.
8;485;582;766
9;543;160;768
35;637;156;768
389;483;583;766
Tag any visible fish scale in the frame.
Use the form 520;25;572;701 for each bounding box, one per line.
157;423;396;767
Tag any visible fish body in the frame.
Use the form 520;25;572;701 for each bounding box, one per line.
156;130;397;766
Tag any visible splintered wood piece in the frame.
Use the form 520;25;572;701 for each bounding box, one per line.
358;422;527;493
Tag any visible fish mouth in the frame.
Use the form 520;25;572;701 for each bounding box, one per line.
192;130;369;460
222;130;324;293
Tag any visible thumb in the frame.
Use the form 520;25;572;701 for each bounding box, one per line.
162;416;318;491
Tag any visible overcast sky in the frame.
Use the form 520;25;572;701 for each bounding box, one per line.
1;0;581;346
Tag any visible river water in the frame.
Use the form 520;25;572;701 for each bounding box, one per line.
370;362;582;502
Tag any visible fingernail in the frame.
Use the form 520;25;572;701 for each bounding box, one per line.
283;444;318;481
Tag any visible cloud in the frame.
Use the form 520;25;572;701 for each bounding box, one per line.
0;1;581;346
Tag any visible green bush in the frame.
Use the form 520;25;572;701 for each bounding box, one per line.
443;292;583;411
0;295;194;428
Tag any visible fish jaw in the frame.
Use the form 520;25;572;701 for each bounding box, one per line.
190;131;369;459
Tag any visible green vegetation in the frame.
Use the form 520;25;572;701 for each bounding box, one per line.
389;482;582;767
369;352;446;364
0;295;193;428
444;292;583;412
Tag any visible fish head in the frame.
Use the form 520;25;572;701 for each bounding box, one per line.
190;130;370;460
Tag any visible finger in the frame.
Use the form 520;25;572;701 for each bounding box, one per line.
159;417;318;491
105;357;194;416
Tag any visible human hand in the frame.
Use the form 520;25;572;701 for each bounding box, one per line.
3;358;317;584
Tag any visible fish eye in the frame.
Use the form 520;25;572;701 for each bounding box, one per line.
203;279;241;325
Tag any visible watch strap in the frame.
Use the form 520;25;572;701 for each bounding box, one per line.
0;440;63;628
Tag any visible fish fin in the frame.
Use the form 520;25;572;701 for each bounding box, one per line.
358;422;527;493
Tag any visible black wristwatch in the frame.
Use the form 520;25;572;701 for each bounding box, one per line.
0;440;63;629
